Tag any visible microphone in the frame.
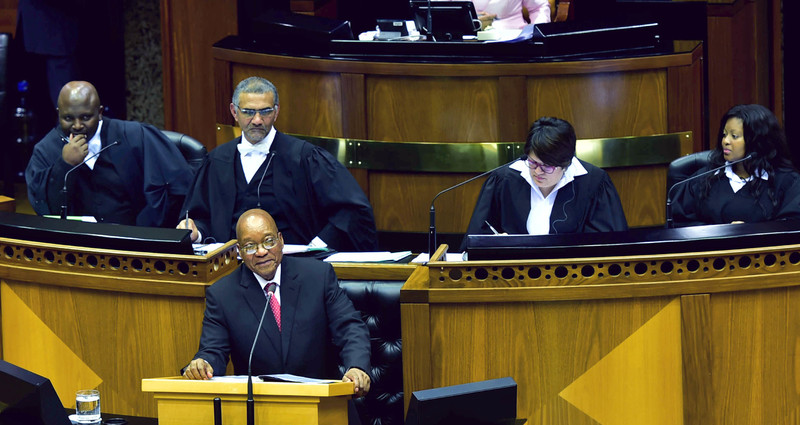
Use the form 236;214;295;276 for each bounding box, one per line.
60;141;120;219
428;155;526;256
425;0;435;41
255;152;276;208
247;282;276;425
665;152;757;228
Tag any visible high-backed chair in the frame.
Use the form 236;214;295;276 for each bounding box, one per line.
1;33;11;196
666;150;712;196
338;280;404;425
160;130;207;172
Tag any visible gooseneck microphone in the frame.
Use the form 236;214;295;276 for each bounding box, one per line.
247;282;276;425
60;141;120;219
425;0;435;41
428;155;526;257
665;152;757;228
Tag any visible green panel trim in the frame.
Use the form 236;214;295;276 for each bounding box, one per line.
215;124;692;172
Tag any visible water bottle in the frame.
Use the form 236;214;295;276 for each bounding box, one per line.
15;80;34;146
14;80;35;179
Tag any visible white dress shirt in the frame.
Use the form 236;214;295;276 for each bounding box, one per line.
253;263;282;305
238;127;277;183
723;164;768;193
84;120;104;170
508;156;587;235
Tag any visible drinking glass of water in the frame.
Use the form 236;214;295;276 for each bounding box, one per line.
75;389;101;422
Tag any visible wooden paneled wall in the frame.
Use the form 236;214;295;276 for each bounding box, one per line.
706;0;774;134
0;0;16;35
213;46;703;231
159;0;237;146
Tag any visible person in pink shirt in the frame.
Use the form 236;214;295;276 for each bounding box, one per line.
471;0;551;30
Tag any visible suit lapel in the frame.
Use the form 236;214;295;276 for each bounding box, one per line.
279;257;301;365
239;267;282;357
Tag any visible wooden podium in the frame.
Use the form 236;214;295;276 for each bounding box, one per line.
142;377;354;425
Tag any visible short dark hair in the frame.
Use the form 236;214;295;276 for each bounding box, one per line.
524;117;576;167
232;77;279;106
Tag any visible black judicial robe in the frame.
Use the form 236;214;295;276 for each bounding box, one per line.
461;159;628;250
24;118;194;227
671;167;800;226
181;132;377;251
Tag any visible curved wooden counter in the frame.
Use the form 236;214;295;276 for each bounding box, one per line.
401;241;800;424
213;39;704;146
213;40;704;234
0;237;239;417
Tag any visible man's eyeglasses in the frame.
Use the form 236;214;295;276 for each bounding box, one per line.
525;157;559;174
240;237;279;255
234;104;276;119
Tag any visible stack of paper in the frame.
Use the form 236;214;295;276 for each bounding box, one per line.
323;251;412;263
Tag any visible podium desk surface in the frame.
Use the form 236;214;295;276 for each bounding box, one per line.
142;377;355;397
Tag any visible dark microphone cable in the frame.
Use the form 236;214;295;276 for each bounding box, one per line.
551;179;575;235
255;152;275;209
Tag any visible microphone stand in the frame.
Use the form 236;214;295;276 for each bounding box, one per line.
247;282;276;425
60;141;120;219
665;152;755;228
424;0;435;41
428;155;524;256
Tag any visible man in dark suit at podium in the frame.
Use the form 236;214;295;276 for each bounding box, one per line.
183;209;371;398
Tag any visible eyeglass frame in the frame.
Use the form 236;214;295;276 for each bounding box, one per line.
524;157;561;174
239;236;280;255
234;104;277;119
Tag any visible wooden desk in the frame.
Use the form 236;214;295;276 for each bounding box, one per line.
0;236;412;418
401;242;800;424
142;377;354;425
0;196;14;212
0;237;239;418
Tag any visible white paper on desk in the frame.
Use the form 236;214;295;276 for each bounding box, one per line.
193;242;226;255
324;251;412;262
43;215;97;222
411;252;467;263
208;375;250;382
259;374;338;384
283;244;312;254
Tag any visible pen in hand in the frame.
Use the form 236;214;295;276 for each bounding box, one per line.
484;220;500;235
185;211;190;230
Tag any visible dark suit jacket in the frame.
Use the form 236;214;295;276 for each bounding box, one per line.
194;256;371;378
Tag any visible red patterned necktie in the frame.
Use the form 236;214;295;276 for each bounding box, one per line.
266;284;281;332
